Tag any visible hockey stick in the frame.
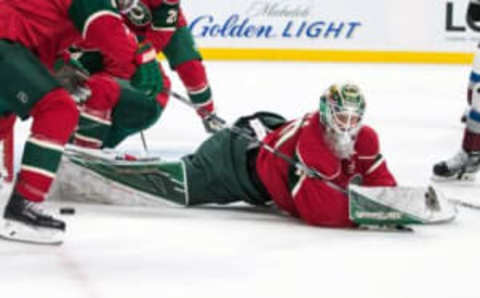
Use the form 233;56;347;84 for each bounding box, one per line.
448;198;480;210
140;131;149;155
168;90;334;183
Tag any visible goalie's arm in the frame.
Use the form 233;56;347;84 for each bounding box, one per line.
355;125;397;187
290;176;355;228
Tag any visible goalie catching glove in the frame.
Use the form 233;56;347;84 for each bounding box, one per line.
131;42;163;97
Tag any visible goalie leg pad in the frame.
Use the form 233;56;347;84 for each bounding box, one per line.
53;147;188;207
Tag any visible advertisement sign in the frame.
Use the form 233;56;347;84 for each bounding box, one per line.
180;0;480;63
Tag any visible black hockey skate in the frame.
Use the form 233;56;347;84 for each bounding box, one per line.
1;193;65;244
432;150;480;181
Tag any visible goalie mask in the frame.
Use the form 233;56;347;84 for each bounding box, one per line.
113;0;139;14
319;83;366;159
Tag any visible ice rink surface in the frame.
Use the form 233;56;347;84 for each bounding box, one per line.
2;61;480;298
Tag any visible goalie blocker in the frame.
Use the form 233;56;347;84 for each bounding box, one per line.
53;110;457;228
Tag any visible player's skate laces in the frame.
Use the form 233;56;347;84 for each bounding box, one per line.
433;150;480;180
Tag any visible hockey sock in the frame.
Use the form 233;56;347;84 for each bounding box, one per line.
464;81;480;152
74;75;120;148
16;88;79;202
176;60;214;115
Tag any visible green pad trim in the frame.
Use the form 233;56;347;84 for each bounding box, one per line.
67;152;188;205
349;187;423;226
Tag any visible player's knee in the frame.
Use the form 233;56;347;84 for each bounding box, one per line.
31;88;79;142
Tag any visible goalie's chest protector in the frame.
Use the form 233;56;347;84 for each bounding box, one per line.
256;113;343;214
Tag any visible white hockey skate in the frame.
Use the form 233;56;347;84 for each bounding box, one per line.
432;150;480;181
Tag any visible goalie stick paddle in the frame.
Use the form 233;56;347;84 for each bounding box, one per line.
168;91;336;185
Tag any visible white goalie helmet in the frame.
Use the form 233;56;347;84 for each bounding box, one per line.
113;0;139;13
319;83;366;159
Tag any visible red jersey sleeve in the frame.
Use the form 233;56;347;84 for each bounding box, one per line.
84;16;137;78
355;126;397;187
291;176;355;227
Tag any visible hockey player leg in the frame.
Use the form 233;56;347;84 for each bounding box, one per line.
162;27;220;132
55;150;189;206
433;83;480;181
1;89;78;244
0;41;78;244
176;60;222;133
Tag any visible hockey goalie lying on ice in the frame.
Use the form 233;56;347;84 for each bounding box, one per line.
49;83;457;230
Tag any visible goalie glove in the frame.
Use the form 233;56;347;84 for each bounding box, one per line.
131;42;163;97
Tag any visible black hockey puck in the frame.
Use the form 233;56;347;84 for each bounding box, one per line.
60;207;76;215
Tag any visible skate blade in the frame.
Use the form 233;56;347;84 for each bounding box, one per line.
0;219;64;245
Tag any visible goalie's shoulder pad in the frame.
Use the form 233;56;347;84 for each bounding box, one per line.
355;125;380;159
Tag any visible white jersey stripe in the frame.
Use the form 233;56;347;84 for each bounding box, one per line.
21;165;56;179
188;85;210;95
28;137;64;152
81;112;112;126
75;133;103;145
83;11;122;39
151;26;176;32
365;156;385;175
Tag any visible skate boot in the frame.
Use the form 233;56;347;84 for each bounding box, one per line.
432;150;480;181
0;192;65;244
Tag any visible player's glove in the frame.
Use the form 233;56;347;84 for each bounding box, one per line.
54;53;89;93
131;43;163;97
195;102;225;133
201;113;225;133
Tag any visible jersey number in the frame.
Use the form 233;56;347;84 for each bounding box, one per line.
167;9;178;24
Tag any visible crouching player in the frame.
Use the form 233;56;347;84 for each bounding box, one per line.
0;0;164;244
59;83;456;228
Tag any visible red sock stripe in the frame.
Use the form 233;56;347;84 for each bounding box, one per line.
15;170;54;202
463;129;480;152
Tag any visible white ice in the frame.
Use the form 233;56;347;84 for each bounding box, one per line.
1;62;479;298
